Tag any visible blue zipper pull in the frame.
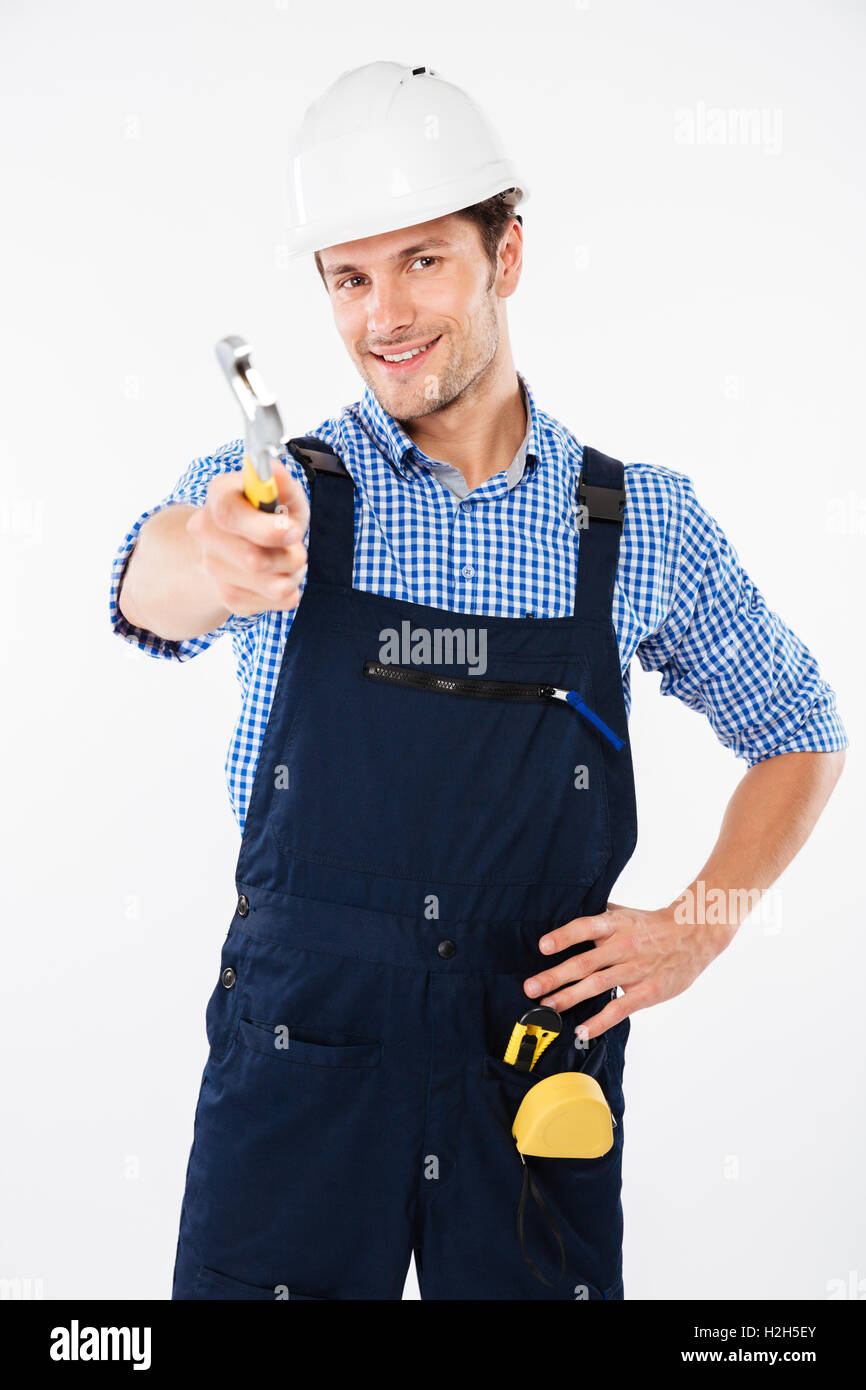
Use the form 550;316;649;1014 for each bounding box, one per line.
552;689;624;751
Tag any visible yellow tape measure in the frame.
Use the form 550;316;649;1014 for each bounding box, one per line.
504;1007;563;1073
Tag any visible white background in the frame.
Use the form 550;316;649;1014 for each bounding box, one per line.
1;0;863;1301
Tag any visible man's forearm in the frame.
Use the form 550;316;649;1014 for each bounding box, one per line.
118;505;231;642
669;749;846;950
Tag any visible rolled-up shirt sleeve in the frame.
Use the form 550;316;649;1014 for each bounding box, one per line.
635;474;849;765
109;437;257;661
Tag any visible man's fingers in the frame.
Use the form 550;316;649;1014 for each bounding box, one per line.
209;550;307;606
571;995;630;1042
206;464;308;550
538;964;646;1016
538;911;617;956
524;942;618;999
187;505;307;613
533;966;621;1014
205;473;275;546
215;581;271;619
572;982;658;1040
183;456;312;620
538;952;656;1014
218;580;302;619
189;513;306;583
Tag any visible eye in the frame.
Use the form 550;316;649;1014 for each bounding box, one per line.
410;256;438;270
337;275;365;291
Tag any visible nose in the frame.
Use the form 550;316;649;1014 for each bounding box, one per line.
366;277;416;343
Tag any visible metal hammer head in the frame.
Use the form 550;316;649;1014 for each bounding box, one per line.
215;335;286;483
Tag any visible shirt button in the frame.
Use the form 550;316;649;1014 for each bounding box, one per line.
461;500;474;512
236;894;249;918
221;966;237;989
461;564;475;579
438;939;457;960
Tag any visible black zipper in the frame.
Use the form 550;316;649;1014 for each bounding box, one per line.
362;660;624;750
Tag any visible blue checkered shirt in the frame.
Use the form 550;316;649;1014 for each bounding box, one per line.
109;372;848;832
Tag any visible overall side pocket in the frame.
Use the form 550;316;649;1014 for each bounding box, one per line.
237;1017;382;1069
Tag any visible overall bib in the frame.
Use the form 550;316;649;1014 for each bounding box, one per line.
172;439;638;1301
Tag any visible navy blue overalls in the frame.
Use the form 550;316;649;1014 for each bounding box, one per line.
172;437;638;1300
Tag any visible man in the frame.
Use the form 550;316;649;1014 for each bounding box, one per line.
111;62;847;1301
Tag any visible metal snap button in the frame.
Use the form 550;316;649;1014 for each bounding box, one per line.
236;894;249;918
437;939;457;960
221;966;237;989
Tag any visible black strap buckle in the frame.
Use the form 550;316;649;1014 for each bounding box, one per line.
578;476;625;524
285;437;351;480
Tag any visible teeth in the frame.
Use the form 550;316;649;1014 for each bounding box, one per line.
381;341;433;362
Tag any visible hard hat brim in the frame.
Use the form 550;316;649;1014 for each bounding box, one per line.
284;166;528;261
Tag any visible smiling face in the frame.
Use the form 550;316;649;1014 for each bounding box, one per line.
317;212;520;423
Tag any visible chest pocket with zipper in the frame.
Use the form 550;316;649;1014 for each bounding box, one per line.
270;645;619;889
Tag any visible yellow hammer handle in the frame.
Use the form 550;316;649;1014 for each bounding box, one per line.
243;455;279;512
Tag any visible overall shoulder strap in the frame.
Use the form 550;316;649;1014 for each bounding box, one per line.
286;436;355;588
573;446;626;619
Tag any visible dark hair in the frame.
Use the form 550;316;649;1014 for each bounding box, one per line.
452;189;523;283
313;189;522;285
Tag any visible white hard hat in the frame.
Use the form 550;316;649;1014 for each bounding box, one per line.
283;61;528;259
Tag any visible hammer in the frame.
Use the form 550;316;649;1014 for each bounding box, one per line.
215;335;286;512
